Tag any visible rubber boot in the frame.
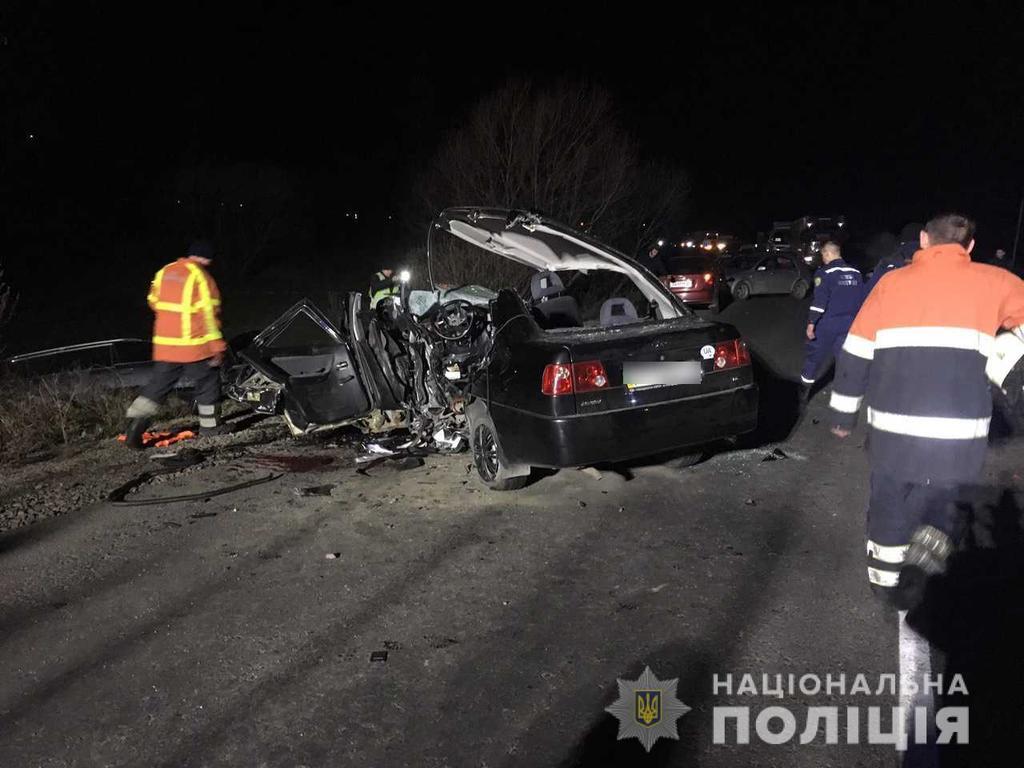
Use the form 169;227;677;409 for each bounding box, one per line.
125;417;151;450
895;525;953;610
197;403;227;438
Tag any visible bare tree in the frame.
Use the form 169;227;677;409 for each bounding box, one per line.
418;80;688;285
174;164;295;274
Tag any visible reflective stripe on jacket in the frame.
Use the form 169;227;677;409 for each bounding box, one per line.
369;271;399;308
807;258;863;324
148;258;227;363
829;243;1024;482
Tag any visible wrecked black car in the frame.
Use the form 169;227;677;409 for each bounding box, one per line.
226;208;758;489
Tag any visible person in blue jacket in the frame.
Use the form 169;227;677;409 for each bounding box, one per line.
864;222;921;295
800;241;863;399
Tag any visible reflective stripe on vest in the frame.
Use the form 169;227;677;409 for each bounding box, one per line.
188;263;220;340
148;267;166;307
152;262;223;347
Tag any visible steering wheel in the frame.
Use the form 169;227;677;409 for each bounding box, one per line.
433;299;476;341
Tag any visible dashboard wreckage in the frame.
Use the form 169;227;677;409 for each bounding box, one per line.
226;208;759;489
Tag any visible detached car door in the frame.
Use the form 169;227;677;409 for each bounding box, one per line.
245;300;371;429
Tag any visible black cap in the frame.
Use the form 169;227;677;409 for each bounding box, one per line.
187;240;214;259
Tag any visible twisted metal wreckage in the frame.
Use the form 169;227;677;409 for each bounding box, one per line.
225;208;760;488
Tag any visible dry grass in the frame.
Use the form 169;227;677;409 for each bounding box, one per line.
0;371;190;464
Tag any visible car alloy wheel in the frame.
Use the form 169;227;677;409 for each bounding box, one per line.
733;282;750;300
474;423;500;482
791;280;809;299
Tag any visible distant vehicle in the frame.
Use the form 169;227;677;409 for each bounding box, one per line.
723;252;811;301
656;249;722;310
766;215;847;269
677;231;739;256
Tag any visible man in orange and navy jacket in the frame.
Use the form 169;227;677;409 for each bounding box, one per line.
124;241;227;449
829;213;1024;606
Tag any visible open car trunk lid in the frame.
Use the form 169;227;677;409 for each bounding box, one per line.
433;208;687;322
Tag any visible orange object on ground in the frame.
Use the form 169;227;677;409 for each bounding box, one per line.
116;430;196;449
147;258;227;363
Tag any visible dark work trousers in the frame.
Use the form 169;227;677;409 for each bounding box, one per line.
800;315;854;385
865;472;963;595
141;360;221;409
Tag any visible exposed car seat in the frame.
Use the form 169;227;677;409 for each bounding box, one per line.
599;298;639;327
530;271;580;328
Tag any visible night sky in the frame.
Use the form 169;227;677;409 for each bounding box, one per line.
4;1;1024;251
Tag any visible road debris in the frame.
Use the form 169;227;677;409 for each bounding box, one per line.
108;468;281;506
369;651;388;663
580;467;602;481
250;454;334;473
760;448;789;462
116;429;196;449
432;427;465;451
325;552;341;560
293;484;336;497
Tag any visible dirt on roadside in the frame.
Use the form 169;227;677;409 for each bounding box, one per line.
0;414;367;533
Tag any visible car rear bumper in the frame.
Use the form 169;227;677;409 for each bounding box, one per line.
491;384;758;468
667;287;716;304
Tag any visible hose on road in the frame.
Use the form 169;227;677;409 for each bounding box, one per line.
107;452;282;506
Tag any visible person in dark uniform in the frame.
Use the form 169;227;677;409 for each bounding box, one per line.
864;222;921;295
642;244;666;276
800;241;863;397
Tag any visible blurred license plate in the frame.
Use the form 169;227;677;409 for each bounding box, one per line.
624;361;702;390
670;278;693;289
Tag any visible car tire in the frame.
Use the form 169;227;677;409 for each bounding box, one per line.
733;282;751;301
791;280;809;299
468;402;530;490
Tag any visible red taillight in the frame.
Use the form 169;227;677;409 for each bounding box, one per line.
703;272;714;284
541;360;609;396
541;363;574;396
737;339;751;365
572;360;609;392
712;339;751;371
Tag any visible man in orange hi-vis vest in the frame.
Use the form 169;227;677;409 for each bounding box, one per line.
124;241;228;449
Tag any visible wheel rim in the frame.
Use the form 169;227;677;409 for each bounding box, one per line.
474;424;499;482
736;284;749;299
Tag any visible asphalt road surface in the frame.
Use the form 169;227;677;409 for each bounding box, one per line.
2;297;1022;767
